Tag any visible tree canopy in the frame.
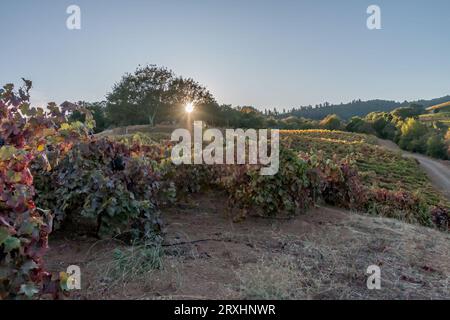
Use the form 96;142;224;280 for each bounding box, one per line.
105;65;218;127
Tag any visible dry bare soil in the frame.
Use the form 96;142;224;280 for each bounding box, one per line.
46;192;450;300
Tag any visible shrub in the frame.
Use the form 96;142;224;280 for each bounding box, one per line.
365;189;432;226
426;134;447;159
69;101;110;133
0;80;90;299
33;138;163;239
320;114;342;130
303;152;366;209
218;148;313;217
164;163;220;196
430;206;449;230
398;118;429;153
346;117;375;135
218;148;367;218
164;144;442;229
391;104;424;120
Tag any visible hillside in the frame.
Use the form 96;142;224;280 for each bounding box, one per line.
280;130;449;210
51;127;448;300
4;0;450;305
3;79;449;300
283;96;450;120
376;137;450;200
36;125;450;300
105;127;449;225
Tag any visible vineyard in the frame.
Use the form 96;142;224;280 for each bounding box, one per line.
279;130;449;207
1;83;449;299
419;113;450;128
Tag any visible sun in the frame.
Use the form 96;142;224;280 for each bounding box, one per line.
185;102;195;113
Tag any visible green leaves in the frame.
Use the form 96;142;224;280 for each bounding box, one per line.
0;79;70;299
18;221;36;236
33;138;162;240
3;236;20;252
0;227;10;244
217;148;314;217
0;146;17;161
19;284;39;298
20;260;38;274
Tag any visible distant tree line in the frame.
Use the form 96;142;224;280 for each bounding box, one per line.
68;64;324;132
68;64;450;159
278;95;450;120
282;100;401;120
346;104;450;159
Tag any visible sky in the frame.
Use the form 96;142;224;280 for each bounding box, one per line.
1;0;450;110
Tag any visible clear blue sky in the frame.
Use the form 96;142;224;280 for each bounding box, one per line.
1;0;450;109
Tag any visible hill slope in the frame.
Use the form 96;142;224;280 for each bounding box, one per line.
376;138;450;200
283;95;450;120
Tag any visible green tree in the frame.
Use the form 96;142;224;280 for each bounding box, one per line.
365;112;395;139
217;104;241;127
106;65;174;127
106;65;218;127
165;76;219;124
391;103;424;120
398;118;428;153
426;134;447;158
320;114;342;130
346;117;375;134
69;101;110;133
236;106;265;128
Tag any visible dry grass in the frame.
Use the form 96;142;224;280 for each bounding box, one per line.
236;255;301;299
91;242;164;287
236;212;450;300
45;195;450;300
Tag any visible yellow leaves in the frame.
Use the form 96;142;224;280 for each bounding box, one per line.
10;171;23;183
59;271;69;283
0;146;18;161
60;123;72;131
59;271;70;291
37;144;45;152
280;129;367;145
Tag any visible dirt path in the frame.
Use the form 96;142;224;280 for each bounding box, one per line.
45;193;450;300
376;138;450;200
